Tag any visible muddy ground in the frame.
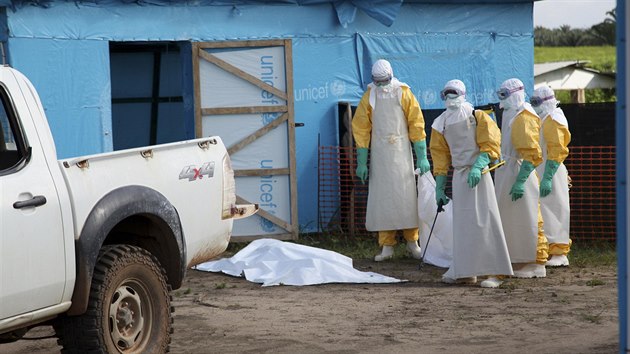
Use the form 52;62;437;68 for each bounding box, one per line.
3;257;618;354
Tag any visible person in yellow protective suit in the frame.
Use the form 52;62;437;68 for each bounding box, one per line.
430;79;513;288
530;86;572;267
494;78;548;278
352;59;430;262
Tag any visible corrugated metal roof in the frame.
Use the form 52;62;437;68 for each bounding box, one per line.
534;61;615;90
534;61;591;76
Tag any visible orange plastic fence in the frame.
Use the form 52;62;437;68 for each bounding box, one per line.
318;145;616;241
564;146;616;241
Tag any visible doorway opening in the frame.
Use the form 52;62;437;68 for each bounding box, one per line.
110;41;193;150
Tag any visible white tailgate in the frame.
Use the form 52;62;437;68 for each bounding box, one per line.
59;137;233;265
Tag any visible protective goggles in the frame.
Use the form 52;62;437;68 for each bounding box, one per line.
496;86;524;100
530;95;555;107
440;88;465;101
372;75;392;86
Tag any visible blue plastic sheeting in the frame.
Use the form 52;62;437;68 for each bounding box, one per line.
4;1;534;232
9;38;112;157
0;0;402;27
0;0;534;27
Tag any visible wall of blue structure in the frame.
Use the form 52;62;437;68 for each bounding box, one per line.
4;1;534;232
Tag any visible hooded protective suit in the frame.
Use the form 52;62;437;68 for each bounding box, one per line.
352;59;427;259
494;78;548;273
430;80;513;284
531;86;572;266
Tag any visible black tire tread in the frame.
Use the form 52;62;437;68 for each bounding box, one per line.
54;244;173;354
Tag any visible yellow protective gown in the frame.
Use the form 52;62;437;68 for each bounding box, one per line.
430;104;513;278
494;104;548;264
536;109;572;255
352;81;425;235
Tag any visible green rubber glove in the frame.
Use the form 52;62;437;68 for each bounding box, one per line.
467;152;490;188
356;148;369;184
413;140;431;176
435;174;450;207
509;160;536;201
540;159;560;197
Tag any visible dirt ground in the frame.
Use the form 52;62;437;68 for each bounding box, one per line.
3;257;618;354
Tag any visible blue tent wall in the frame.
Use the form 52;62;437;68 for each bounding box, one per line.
3;1;534;232
9;38;112;156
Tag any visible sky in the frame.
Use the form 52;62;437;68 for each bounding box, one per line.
534;0;617;29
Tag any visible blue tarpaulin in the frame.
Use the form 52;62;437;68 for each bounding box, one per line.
2;0;535;232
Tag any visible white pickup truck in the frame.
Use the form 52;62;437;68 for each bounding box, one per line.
0;66;257;353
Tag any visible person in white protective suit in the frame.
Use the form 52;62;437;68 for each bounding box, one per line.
352;59;430;262
494;78;549;278
530;86;572;267
429;79;513;288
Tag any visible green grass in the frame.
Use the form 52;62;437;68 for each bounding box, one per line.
586;279;606;287
567;241;617;268
228;235;617;267
534;46;616;73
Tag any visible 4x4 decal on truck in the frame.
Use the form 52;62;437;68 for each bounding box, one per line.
179;162;215;181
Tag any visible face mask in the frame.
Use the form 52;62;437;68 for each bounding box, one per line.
445;96;464;110
533;105;544;116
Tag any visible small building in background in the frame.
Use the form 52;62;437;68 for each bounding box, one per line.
534;60;616;103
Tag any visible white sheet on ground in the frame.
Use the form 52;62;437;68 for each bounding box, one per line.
194;238;405;287
416;171;453;268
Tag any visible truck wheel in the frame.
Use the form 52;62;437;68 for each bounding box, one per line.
55;244;173;353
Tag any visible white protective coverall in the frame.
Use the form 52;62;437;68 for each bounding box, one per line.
494;78;548;269
532;86;572;266
430;80;513;282
352;61;425;253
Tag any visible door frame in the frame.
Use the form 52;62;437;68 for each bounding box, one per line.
192;39;298;240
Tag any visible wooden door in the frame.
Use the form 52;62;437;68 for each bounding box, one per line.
192;40;297;240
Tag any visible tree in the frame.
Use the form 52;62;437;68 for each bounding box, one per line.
588;8;616;45
533;8;616;47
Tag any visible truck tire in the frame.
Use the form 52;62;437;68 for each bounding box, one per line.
55;244;173;353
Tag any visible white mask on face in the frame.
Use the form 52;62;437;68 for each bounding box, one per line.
533;105;544;116
376;82;393;91
445;96;465;110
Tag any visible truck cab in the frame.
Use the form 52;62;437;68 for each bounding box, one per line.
0;66;257;352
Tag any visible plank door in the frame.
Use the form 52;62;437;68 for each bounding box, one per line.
193;40;297;241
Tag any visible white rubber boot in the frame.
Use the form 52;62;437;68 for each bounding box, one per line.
513;263;546;278
374;246;394;262
406;240;422;260
480;277;503;288
546;255;569;267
